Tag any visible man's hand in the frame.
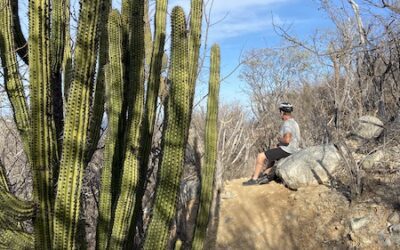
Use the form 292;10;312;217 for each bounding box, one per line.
279;132;292;145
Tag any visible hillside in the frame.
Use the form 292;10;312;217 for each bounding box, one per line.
214;178;400;249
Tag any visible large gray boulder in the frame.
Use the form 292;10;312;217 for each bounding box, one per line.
276;144;342;190
352;116;384;140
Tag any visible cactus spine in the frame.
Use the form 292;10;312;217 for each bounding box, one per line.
52;0;104;248
192;44;221;250
143;6;191;249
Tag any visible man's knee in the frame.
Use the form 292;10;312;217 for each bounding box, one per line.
257;152;266;162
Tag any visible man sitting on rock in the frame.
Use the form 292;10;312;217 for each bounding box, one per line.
243;102;301;186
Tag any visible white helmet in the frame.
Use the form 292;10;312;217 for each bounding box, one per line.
279;102;293;113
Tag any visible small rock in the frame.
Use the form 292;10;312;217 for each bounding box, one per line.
351;217;369;231
389;224;400;234
361;150;385;170
352;116;384;140
392;235;400;246
384;237;393;247
388;212;400;224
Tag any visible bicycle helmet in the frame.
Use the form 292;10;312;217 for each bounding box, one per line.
279;102;293;113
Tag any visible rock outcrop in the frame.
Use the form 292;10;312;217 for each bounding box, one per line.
276;144;342;190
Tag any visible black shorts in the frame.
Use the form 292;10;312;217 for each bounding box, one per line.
264;147;290;163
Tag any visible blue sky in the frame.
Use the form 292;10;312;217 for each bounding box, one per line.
13;0;337;107
170;0;336;107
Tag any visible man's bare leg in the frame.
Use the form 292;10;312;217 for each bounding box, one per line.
251;152;267;180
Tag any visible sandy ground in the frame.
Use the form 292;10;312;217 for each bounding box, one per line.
214;178;395;250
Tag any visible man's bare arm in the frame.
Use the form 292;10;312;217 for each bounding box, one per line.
279;132;292;145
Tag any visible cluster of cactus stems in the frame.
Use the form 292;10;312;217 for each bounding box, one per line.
0;0;222;249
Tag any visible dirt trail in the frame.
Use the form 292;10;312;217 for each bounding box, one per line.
214;178;392;250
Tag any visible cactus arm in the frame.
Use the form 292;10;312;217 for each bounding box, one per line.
52;0;103;248
86;0;112;163
192;44;221;250
10;1;29;65
50;0;71;158
144;0;154;67
140;0;168;182
0;228;34;249
108;0;146;248
0;187;35;221
28;0;58;248
0;160;9;191
143;7;191;249
95;10;124;250
0;0;31;162
0;162;33;221
188;0;204;104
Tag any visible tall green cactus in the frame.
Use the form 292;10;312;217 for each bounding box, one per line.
0;0;31;162
52;0;104;248
108;0;146;248
96;9;125;250
192;44;221;250
143;6;192;249
188;0;204;109
28;0;58;248
50;0;70;156
140;0;168;188
87;0;112;163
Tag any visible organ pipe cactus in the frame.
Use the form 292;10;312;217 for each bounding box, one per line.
96;9;124;250
143;6;191;249
108;0;146;247
0;0;222;248
188;0;204;112
0;0;31;162
192;44;221;250
53;0;104;248
140;0;168;190
28;0;58;248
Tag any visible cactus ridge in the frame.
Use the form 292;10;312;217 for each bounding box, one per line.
192;44;221;250
52;0;103;248
144;6;192;249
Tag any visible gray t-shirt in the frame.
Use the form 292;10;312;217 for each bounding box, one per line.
279;118;301;154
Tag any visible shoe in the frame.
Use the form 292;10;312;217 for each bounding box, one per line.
242;179;259;186
258;175;271;185
258;173;267;179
